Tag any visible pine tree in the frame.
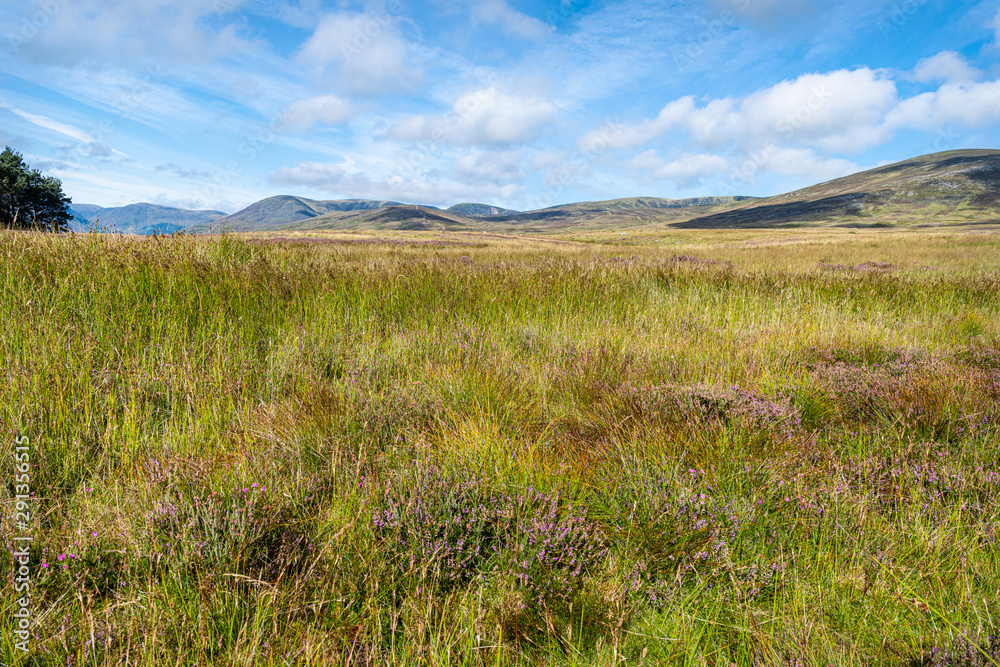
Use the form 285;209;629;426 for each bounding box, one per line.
0;147;72;232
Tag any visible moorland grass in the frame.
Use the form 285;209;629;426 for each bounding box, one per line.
2;228;1000;666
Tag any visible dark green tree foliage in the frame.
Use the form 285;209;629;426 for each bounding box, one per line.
0;147;72;232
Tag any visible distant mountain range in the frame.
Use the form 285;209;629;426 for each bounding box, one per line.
69;150;1000;235
68;203;226;235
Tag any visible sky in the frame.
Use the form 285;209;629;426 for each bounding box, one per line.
1;0;999;214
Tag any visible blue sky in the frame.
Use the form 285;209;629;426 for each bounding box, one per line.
1;0;998;213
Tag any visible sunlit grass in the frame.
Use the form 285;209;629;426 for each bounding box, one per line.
2;228;1000;665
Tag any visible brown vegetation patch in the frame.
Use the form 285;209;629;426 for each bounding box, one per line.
666;254;727;265
817;260;897;272
251;236;481;247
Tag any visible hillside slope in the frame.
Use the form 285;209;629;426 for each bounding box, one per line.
192;196;404;233
284;205;477;231
447;203;521;216
673;149;1000;228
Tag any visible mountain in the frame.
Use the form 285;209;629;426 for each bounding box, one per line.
70;204;102;219
72;150;1000;236
69;203;226;234
447;203;521;216
281;205;477;232
188;195;756;234
456;196;758;232
190;196;404;233
673;149;1000;228
67;206;96;232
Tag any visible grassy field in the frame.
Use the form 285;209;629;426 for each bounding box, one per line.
2;227;1000;666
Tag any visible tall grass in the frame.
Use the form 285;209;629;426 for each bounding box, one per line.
2;229;1000;665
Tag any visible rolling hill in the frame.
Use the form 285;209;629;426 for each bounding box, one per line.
69;203;227;234
280;205;478;232
190;196;405;233
71;150;1000;236
190;195;758;235
447;203;521;216
673;149;1000;228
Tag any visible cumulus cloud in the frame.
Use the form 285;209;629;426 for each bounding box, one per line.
754;147;858;182
270;162;346;188
471;0;554;39
297;12;422;96
739;69;897;151
530;151;562;170
886;80;1000;130
630;150;725;183
910;51;980;84
577;97;700;152
578;68;897;156
629;151;730;186
281;95;361;131
388;88;557;145
455;152;525;184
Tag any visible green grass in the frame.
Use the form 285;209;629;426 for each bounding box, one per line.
2;228;1000;666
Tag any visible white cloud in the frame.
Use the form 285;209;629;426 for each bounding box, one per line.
455;152;524;184
471;0;554;39
577;97;699;152
530;150;562;170
4;106;132;161
270;162;347;188
297;12;421;96
886;80;1000;130
281;95;361;131
910;51;980;84
388;88;558;145
6;107;92;144
755;147;858;182
740;69;897;151
629;151;730;186
579;68;897;155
